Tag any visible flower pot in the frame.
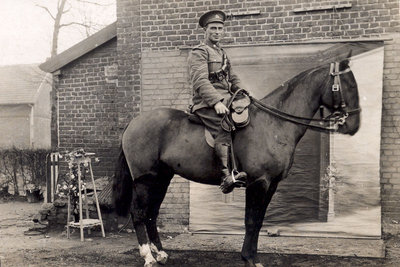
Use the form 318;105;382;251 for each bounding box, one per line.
1;185;8;194
26;189;41;203
74;212;80;223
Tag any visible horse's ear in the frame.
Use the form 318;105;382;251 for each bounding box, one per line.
340;50;352;70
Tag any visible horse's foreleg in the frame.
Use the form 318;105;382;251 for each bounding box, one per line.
241;177;278;267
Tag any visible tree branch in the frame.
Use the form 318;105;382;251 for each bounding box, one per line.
76;0;114;7
36;4;56;20
63;6;72;14
60;22;91;28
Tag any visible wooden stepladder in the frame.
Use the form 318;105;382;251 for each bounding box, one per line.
66;152;105;241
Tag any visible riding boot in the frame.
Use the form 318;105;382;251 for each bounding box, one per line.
215;143;247;194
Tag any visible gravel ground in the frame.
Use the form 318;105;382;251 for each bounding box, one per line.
1;200;399;267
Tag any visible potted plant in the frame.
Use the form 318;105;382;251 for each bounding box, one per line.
57;149;88;223
57;172;83;222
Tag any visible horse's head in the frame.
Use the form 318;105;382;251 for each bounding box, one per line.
320;52;361;135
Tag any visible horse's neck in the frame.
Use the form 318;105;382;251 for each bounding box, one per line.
263;67;327;119
259;67;328;135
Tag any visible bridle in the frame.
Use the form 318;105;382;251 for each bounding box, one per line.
326;62;362;125
251;61;361;132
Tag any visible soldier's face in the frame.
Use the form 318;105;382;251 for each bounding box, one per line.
204;22;224;44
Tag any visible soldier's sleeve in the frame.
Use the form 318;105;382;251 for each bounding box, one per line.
189;47;224;107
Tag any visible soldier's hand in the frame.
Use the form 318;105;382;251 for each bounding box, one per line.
214;102;229;114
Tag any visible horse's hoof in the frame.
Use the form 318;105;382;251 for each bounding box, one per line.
244;260;263;267
144;259;157;267
140;244;157;267
156;251;168;265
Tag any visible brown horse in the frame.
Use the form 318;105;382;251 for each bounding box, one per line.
113;55;360;267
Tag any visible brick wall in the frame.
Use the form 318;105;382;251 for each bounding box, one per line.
116;0;142;129
115;0;400;233
57;39;119;177
158;176;190;232
138;0;398;50
381;34;400;235
141;49;191;230
141;50;190;112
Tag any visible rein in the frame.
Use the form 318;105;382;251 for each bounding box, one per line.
250;62;361;132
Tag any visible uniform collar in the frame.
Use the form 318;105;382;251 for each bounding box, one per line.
204;39;221;50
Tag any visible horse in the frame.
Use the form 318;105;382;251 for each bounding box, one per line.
113;54;361;267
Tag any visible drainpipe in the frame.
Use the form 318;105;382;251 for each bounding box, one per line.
29;103;34;149
57;90;60;148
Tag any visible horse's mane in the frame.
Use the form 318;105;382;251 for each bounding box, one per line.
262;64;328;104
262;56;352;105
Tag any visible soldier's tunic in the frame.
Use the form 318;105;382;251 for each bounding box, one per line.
188;40;244;139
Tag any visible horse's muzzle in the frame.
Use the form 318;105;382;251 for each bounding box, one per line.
338;113;360;135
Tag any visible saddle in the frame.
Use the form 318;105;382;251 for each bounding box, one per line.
187;113;216;147
187;89;251;146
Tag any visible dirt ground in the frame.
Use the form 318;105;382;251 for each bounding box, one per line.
1;200;400;267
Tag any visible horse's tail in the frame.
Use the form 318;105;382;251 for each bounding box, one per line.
113;146;133;216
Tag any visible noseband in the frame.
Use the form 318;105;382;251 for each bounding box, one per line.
251;61;361;132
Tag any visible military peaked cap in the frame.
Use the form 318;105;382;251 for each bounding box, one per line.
199;10;226;27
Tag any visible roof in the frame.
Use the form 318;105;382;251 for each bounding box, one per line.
0;64;48;105
39;22;117;73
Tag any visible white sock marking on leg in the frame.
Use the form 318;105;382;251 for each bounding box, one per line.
150;243;168;264
139;244;156;266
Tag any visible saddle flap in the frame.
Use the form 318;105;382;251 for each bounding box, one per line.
187;113;203;125
187;112;215;147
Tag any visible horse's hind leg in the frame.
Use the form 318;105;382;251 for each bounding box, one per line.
131;171;173;266
131;176;158;267
131;214;156;267
147;170;173;265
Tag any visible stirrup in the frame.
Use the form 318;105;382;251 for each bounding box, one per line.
231;170;247;187
219;169;247;194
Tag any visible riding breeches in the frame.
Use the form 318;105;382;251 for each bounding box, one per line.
194;108;231;145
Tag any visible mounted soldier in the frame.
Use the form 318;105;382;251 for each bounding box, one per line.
113;7;361;266
188;10;249;194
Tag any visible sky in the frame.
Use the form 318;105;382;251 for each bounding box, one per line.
0;0;116;66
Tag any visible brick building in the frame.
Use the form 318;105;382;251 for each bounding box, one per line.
40;0;400;234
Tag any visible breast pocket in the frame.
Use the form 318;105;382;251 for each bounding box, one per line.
208;60;222;73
